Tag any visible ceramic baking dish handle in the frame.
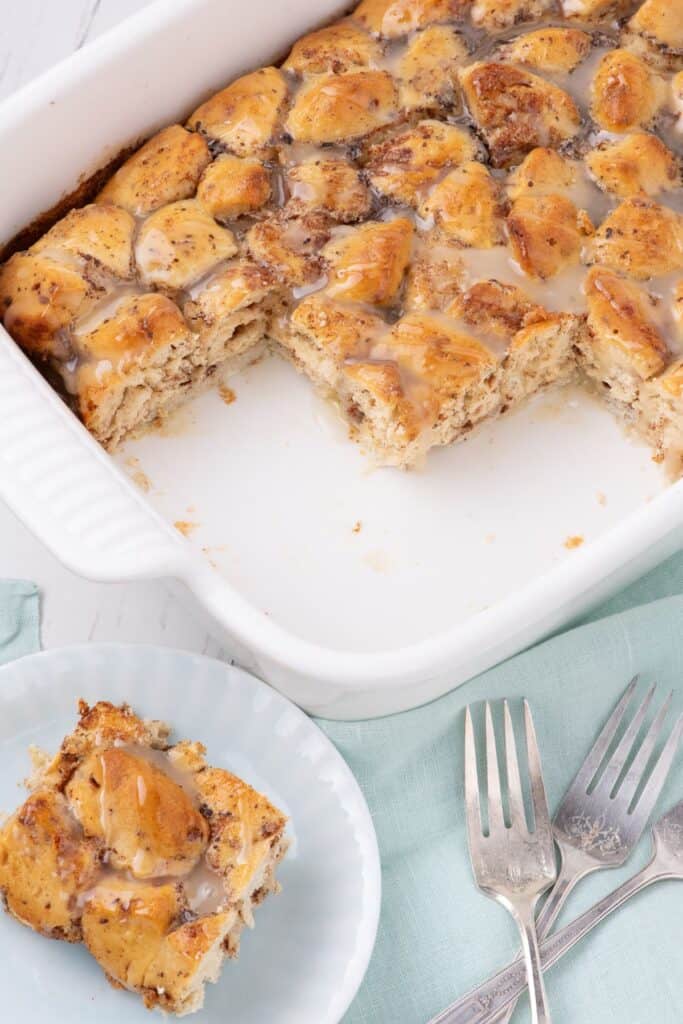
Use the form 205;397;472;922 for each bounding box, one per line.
0;336;193;582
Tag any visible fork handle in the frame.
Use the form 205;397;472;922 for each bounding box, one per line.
427;859;662;1024
491;849;595;1024
515;906;552;1024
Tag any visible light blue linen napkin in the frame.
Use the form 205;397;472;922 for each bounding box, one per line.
320;553;683;1024
1;561;682;1023
0;580;40;663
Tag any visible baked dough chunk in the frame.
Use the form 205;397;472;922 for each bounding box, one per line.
591;50;667;133
0;204;137;358
585;133;679;198
637;355;683;473
506;148;577;200
322;217;414;306
31;204;136;282
135;200;238;291
285;157;371;222
67;747;209;878
0;701;288;1017
471;0;555;31
498;28;592;74
578;267;668;402
184;259;279;351
188;67;288;156
285;70;398;143
196;155;271;219
404;234;465;312
507;194;593;279
560;0;630;19
587;198;683;280
246;210;331;286
0;252;100;358
459;62;581;168
622;0;683;71
283;18;381;75
421;162;504;248
365;120;478;206
98;126;211;216
448;279;547;338
72;287;269;450
352;0;470;38
397;25;468;112
0;790;102;941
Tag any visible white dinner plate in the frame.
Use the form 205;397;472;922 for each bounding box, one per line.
0;644;381;1023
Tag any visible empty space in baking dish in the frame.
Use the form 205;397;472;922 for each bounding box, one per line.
113;353;666;652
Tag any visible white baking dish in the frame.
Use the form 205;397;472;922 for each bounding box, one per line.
1;0;682;719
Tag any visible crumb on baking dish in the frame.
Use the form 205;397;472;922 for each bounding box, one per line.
174;520;199;537
596;492;607;506
352;520;362;534
132;470;151;492
219;385;237;405
564;535;584;549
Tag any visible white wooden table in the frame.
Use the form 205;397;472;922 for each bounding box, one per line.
0;0;229;656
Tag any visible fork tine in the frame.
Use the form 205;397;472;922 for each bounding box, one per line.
566;676;639;796
464;707;484;842
524;700;551;831
614;691;673;806
503;701;526;829
626;712;683;818
485;702;505;833
594;683;656;797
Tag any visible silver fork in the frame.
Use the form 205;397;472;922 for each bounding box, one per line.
430;796;683;1024
431;679;682;1024
465;700;557;1024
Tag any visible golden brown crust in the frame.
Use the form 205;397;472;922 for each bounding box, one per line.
246;210;331;286
288;293;388;362
283;18;380;75
459;62;580;168
404;235;465;312
422;161;504;248
98;126;211;216
31;204;136;281
587;198;683;279
322;218;414;305
352;0;470;38
507;194;593;279
0;253;96;358
135;200;237;290
397;25;468;112
498;27;592;73
67;749;209;879
365;120;477;206
285;70;398;144
188;67;288;156
624;0;683;69
0;791;102;941
581;266;667;385
285;158;371;222
81;879;184;991
471;0;554;30
184;260;276;331
448;279;547;338
75;293;190;369
196;155;272;219
591;50;666;133
506;148;576;200
585;132;679;198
